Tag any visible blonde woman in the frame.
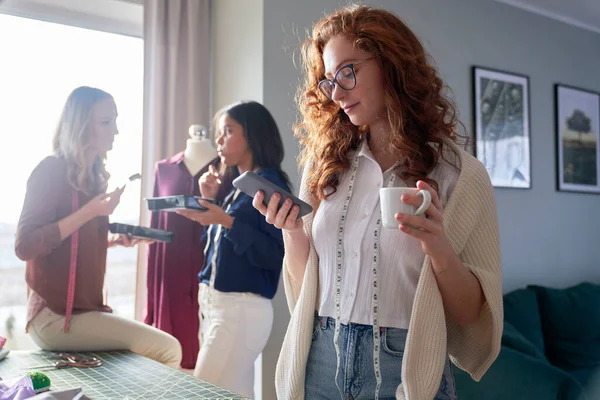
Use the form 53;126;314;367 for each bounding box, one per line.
15;86;181;367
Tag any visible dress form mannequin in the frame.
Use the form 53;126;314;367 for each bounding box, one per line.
183;125;217;177
146;127;231;369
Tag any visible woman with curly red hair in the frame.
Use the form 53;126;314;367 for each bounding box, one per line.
254;4;502;400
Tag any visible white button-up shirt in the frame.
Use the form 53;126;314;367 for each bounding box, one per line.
313;141;459;329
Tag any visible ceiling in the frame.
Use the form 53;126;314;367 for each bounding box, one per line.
2;0;598;36
0;0;142;36
494;0;600;34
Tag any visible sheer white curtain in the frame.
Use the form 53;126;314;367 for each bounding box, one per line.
136;0;211;319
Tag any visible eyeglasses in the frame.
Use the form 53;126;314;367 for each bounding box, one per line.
318;57;374;100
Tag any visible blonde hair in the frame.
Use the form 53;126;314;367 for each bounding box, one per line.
52;86;112;195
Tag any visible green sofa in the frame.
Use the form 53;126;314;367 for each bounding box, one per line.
453;282;600;399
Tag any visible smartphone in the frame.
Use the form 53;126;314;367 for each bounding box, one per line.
233;171;313;218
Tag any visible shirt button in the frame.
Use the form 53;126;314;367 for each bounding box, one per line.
362;212;369;220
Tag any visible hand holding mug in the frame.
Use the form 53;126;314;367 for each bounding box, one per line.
380;180;451;258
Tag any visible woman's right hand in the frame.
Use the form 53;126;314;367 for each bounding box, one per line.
199;165;222;199
253;191;303;232
84;187;124;217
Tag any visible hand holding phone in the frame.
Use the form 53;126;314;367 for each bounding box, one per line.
233;171;312;230
253;191;305;231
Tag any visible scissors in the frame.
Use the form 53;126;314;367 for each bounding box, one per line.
27;353;103;370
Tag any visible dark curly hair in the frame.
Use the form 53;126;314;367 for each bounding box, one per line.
295;4;462;200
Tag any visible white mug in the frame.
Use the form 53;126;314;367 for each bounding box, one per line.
379;187;432;229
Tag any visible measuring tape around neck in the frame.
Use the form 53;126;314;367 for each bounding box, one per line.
333;141;396;399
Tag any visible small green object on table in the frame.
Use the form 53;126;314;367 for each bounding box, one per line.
26;371;51;393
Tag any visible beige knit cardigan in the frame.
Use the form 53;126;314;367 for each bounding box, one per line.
275;140;503;400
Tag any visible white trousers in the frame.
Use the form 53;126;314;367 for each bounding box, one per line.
194;284;273;399
29;307;182;368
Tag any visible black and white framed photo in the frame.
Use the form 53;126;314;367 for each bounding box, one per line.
473;66;531;189
555;84;600;194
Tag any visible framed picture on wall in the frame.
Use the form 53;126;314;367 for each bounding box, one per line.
555;84;600;194
473;66;531;189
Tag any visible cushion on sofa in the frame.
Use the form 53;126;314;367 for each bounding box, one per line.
452;346;586;400
502;320;546;361
570;367;600;399
529;283;600;371
503;288;545;356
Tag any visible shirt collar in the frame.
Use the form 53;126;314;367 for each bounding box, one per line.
357;138;377;163
357;138;401;174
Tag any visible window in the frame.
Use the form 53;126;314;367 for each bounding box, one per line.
0;14;143;349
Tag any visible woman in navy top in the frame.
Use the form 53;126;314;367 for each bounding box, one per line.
178;101;290;398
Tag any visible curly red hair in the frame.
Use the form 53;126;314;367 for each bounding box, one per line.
296;4;462;201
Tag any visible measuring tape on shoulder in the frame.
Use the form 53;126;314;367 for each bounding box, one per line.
333;141;396;400
64;190;80;333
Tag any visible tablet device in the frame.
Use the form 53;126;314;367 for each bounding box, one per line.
233;171;313;218
108;223;174;243
146;196;216;212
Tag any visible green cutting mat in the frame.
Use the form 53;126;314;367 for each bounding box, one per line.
0;350;248;399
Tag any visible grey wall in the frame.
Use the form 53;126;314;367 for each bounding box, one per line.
264;0;600;296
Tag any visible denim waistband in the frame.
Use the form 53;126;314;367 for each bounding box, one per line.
314;314;408;334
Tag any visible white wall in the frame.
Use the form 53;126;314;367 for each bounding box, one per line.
211;0;264;114
211;2;283;400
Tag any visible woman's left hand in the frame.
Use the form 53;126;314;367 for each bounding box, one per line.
395;180;452;259
177;200;234;228
108;234;154;248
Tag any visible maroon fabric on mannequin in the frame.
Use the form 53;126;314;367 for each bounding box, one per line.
144;152;232;369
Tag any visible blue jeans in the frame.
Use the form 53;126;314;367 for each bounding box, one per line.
305;315;457;400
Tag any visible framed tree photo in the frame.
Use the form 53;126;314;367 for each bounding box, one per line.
555;84;600;194
473;66;531;189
